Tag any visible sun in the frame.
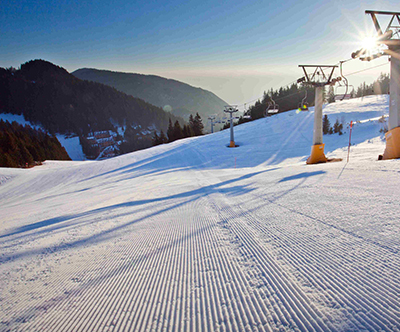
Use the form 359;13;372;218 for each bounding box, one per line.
361;36;377;52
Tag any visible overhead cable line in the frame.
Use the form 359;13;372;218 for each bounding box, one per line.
335;58;354;66
236;78;299;111
345;61;389;76
236;58;388;112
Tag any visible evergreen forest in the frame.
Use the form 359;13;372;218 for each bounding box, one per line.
153;113;204;146
0;120;71;167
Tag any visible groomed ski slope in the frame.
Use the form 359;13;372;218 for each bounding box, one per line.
1;95;399;331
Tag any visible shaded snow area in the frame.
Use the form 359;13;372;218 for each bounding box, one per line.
0;113;40;129
56;135;85;161
1;95;399;331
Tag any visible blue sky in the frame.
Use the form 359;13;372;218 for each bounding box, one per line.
1;0;398;107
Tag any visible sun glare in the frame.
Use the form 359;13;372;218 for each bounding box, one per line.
361;36;377;51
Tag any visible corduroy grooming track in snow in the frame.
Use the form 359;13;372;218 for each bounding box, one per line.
1;95;399;331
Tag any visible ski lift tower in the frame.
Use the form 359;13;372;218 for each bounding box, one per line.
298;65;341;164
208;115;216;133
351;11;400;159
224;105;238;147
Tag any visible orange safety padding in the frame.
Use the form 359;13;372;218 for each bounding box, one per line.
306;144;328;164
382;127;400;160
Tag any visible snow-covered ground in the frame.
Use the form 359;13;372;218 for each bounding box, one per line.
1;95;399;331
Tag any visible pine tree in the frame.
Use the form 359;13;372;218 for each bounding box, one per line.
182;124;194;138
327;85;335;103
323;114;331;135
189;114;195;133
333;119;343;135
173;120;183;140
191;113;204;136
152;130;160;146
167;118;175;142
159;130;168;144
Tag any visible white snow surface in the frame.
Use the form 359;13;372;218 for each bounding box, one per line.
1;95;399;331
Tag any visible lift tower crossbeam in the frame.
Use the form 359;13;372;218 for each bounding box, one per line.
365;10;400;39
300;65;338;86
298;65;340;164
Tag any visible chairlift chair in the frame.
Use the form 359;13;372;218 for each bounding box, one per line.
243;107;252;119
334;83;354;101
242;103;251;119
266;99;279;115
298;90;309;111
243;110;251;119
334;61;353;101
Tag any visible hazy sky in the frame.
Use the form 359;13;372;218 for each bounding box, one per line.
1;0;398;110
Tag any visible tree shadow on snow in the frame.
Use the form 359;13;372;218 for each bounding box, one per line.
0;169;275;263
278;171;326;183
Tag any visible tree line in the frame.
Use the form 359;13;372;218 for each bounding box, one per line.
248;84;315;120
0;120;71;167
152;113;204;146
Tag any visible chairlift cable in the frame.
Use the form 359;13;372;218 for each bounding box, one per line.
345;62;389;76
236;78;299;110
338;61;349;101
236;59;387;113
335;58;353;65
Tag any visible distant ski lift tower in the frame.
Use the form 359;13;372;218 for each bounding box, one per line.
298;65;341;164
224;105;238;147
208;115;216;133
352;10;400;159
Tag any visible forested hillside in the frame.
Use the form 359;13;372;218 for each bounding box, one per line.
72;68;227;119
0;60;184;136
0;120;71;167
248;84;315;120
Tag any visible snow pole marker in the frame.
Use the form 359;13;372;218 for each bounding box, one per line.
347;121;353;163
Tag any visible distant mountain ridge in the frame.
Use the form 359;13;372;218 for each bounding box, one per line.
0;59;185;158
0;60;184;134
72;68;227;119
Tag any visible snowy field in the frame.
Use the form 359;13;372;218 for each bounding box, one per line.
1;95;399;331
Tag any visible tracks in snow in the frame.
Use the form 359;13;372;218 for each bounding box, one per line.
1;165;400;331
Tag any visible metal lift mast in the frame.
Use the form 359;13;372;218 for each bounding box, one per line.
224;106;238;148
298;65;341;164
208;115;216;134
352;11;400;159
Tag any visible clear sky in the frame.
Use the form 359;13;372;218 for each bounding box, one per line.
1;0;398;110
